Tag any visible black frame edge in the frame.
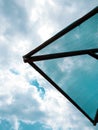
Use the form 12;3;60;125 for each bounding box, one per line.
94;109;98;125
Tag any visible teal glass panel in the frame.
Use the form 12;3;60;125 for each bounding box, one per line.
34;13;98;56
34;55;98;120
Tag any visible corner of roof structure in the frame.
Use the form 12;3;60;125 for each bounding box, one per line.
23;6;98;125
94;109;98;126
95;6;98;11
23;56;29;63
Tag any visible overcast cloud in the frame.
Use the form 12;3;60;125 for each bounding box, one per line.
0;0;98;130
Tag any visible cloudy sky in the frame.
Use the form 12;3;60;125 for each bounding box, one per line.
0;0;98;130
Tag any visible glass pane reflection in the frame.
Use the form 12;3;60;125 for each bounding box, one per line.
35;55;98;119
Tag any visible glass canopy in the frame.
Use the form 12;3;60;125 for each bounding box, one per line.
23;7;98;125
34;12;98;56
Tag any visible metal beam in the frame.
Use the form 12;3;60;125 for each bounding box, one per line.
23;48;98;62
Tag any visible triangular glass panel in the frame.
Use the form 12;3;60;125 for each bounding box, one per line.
34;55;98;122
33;13;98;56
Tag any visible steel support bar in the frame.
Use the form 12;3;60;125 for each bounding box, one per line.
23;48;98;62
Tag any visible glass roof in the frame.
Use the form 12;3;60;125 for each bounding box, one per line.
34;12;98;56
23;7;98;125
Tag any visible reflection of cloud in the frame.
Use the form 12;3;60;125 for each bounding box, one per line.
58;58;74;73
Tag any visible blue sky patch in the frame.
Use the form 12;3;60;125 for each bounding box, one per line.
10;69;19;75
29;79;45;98
0;120;12;130
20;121;52;130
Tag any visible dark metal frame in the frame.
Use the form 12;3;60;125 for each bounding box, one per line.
23;7;98;125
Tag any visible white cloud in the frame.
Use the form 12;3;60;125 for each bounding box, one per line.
0;65;95;130
38;24;55;41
